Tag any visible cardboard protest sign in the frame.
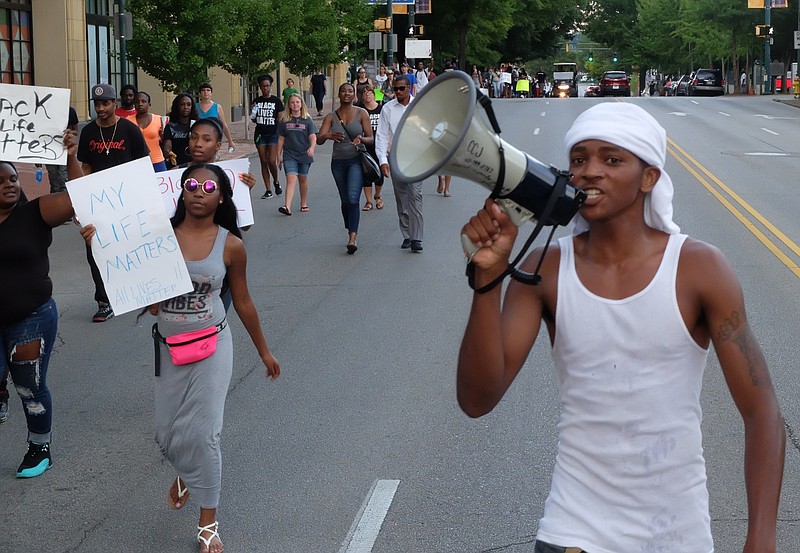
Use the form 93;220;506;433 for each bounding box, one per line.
156;158;255;227
0;84;70;164
500;72;512;84
66;157;193;316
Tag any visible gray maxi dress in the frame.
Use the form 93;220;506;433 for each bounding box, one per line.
154;227;232;509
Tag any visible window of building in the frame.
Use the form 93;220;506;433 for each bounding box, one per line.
0;0;33;84
86;0;135;95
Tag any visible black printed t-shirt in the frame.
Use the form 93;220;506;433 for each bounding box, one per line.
0;199;53;326
163;120;192;167
77;117;149;172
251;95;284;137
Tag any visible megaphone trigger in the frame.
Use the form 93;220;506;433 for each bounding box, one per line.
461;232;479;260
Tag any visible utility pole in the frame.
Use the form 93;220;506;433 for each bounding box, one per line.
387;0;394;69
117;0;127;86
407;4;415;67
765;0;772;94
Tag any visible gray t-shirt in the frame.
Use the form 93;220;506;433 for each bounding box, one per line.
278;116;318;163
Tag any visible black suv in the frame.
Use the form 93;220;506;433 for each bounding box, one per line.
687;69;724;96
600;71;631;97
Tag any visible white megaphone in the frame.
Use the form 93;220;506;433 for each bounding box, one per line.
389;70;586;257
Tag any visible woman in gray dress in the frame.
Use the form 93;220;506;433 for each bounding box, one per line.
158;163;280;552
85;163;280;553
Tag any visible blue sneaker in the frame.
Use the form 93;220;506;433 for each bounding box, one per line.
16;442;51;478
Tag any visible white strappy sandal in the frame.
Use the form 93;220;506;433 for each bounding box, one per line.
197;521;221;551
168;476;190;510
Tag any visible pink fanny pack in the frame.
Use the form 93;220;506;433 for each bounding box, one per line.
153;320;226;372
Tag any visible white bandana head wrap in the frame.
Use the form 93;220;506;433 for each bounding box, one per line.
563;102;680;234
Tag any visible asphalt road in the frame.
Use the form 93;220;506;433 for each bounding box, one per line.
1;93;798;552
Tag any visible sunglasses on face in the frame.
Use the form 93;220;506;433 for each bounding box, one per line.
182;178;219;194
393;85;408;91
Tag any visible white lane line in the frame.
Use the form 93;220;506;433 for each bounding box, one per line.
534;128;540;135
540;112;546;117
761;128;780;136
744;152;788;156
340;479;400;553
691;100;699;105
719;111;730;116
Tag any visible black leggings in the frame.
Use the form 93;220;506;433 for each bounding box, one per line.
312;91;325;112
86;243;109;303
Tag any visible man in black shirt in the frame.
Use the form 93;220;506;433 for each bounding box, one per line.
74;83;149;322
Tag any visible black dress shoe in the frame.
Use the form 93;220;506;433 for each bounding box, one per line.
401;239;411;249
410;240;423;252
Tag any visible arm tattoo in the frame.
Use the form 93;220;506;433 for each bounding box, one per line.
716;310;762;386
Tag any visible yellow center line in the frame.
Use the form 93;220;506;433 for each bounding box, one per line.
666;140;800;278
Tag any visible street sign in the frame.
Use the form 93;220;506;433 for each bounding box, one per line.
405;39;432;59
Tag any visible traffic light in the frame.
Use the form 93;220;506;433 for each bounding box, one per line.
408;24;424;36
588;51;593;62
374;17;391;32
612;51;619;63
755;25;773;38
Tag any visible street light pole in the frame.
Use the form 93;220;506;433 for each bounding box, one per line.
765;0;772;94
387;0;394;69
117;0;127;86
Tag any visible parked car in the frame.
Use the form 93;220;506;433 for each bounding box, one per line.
674;74;691;96
600;71;631;96
584;84;601;97
687;68;724;96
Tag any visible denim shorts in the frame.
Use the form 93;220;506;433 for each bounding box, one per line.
254;132;278;147
283;158;311;176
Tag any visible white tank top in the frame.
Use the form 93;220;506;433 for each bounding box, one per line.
537;234;713;553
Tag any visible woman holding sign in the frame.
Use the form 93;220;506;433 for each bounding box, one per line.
0;154;78;478
84;163;279;553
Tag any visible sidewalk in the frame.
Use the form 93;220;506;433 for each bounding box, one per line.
18;94;338;199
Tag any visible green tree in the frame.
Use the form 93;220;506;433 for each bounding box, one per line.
419;0;517;69
282;0;372;77
218;0;295;84
633;0;689;74
499;0;589;64
584;0;638;62
126;0;246;93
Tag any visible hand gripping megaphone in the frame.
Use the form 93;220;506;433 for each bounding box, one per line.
388;70;586;266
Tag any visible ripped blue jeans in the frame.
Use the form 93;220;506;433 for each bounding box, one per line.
0;298;56;443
